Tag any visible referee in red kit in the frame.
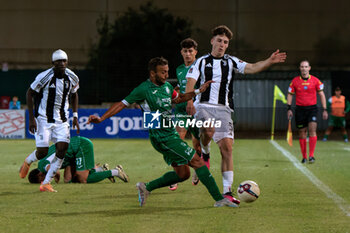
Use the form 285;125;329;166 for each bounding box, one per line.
287;60;328;164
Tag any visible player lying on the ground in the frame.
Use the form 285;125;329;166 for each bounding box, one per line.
27;136;129;184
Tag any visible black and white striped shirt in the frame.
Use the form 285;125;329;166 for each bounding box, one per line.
186;53;246;111
30;67;79;123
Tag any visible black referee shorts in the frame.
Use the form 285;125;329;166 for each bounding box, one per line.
295;105;318;129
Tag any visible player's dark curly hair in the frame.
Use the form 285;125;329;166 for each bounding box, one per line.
28;168;41;183
212;25;233;40
148;57;168;72
180;38;198;50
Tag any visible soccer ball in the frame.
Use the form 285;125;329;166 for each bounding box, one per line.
237;180;260;203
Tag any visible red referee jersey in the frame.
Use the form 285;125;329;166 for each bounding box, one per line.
288;75;324;106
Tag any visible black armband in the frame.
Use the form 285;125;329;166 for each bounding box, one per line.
287;105;292;111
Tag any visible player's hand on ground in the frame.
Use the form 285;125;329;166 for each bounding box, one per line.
322;110;328;120
269;49;287;64
54;171;60;183
29;119;37;134
199;80;214;93
73;117;80;134
88;115;102;124
287;110;293;120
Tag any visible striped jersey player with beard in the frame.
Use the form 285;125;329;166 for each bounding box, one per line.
19;49;80;192
88;57;238;207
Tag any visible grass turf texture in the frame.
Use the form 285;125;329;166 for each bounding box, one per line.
0;139;350;233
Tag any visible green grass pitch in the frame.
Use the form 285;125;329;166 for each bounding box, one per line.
1;139;350;233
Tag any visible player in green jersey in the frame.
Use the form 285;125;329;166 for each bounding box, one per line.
27;136;129;184
88;57;237;208
169;38;211;191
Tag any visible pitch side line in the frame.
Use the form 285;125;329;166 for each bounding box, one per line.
270;140;350;217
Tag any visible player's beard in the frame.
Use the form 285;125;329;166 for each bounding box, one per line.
154;74;165;86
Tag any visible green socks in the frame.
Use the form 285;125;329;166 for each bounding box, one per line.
87;170;112;183
144;166;223;202
195;165;223;201
146;171;183;192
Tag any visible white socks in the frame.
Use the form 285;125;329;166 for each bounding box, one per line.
222;171;234;194
25;150;38;164
111;169;119;177
42;157;63;184
200;140;211;154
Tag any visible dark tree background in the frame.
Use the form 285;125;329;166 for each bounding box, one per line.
87;2;194;103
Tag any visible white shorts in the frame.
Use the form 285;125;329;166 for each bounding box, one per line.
195;104;234;143
34;118;70;147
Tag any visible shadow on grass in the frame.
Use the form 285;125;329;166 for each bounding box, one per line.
37;206;210;217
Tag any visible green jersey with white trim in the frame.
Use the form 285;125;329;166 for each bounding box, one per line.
122;79;178;141
37;136;82;173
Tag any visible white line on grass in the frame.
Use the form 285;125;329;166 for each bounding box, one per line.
270;140;350;217
344;148;350;152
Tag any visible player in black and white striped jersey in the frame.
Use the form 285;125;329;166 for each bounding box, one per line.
20;49;80;192
186;25;286;204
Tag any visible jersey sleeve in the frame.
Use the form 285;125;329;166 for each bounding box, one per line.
122;84;146;106
186;59;201;81
30;71;49;93
66;69;80;93
315;78;324;91
288;80;295;94
229;56;247;74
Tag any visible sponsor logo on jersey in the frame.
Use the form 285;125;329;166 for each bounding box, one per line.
205;63;212;67
50;83;56;88
165;86;170;94
152;90;157;94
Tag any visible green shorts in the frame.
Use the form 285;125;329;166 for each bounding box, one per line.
150;135;196;166
329;115;346;128
174;109;200;140
74;137;95;171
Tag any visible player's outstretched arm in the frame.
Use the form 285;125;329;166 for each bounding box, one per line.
88;102;127;124
244;49;287;74
173;80;213;104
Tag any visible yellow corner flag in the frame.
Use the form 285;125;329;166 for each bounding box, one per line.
271;85;287;140
274;85;287;104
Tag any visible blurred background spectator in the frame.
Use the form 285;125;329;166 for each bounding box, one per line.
9;96;21;109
